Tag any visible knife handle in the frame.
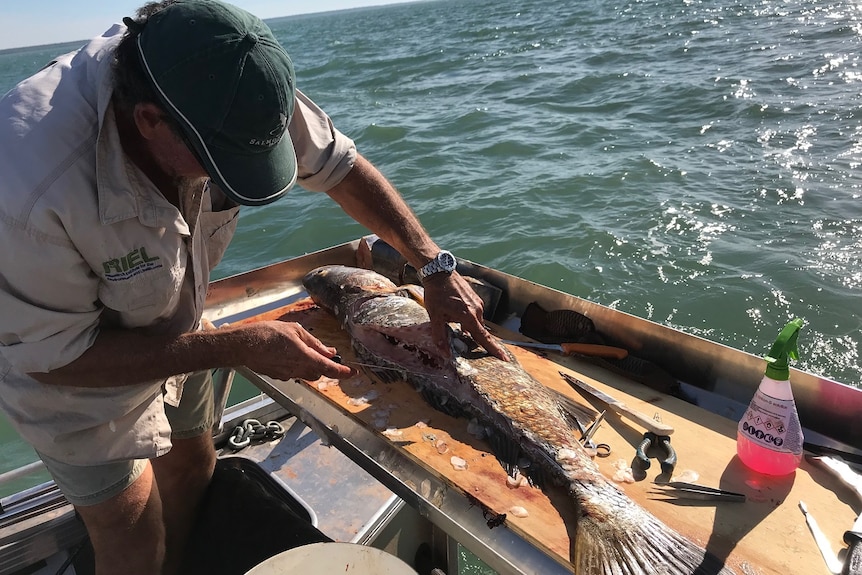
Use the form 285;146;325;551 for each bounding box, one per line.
559;343;628;360
844;531;862;575
613;401;675;436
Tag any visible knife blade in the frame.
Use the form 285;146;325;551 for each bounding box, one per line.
559;371;674;436
500;339;629;360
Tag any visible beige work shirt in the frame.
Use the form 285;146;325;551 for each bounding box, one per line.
0;23;356;464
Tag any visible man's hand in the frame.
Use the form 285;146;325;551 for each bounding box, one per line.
324;154;507;361
231;321;356;381
422;273;508;360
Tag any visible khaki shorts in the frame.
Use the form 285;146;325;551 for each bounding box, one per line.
39;370;215;507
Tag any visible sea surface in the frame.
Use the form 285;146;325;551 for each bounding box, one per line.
1;0;860;495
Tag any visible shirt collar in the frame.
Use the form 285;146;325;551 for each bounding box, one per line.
95;100;190;236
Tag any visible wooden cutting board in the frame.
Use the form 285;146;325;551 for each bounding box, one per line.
237;300;857;575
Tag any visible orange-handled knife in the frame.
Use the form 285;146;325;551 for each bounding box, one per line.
500;339;628;360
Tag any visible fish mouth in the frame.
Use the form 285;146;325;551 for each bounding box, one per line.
351;309;448;375
354;324;448;374
303;265;450;375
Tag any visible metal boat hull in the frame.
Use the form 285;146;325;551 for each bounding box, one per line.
2;235;859;575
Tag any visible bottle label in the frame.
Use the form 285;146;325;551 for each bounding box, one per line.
738;389;803;454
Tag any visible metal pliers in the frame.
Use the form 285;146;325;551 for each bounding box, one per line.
635;431;677;474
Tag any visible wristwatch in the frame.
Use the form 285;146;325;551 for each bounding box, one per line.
417;250;457;280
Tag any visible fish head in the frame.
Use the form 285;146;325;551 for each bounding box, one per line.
351;296;450;374
303;265;400;319
304;265;454;377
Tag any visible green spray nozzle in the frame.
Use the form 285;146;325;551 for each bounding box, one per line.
764;318;804;380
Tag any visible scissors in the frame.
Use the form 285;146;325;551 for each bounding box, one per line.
578;410;612;458
550;388;612;458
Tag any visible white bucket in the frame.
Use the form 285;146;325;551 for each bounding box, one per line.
245;542;419;575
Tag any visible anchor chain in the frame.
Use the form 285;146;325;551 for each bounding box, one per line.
227;418;285;450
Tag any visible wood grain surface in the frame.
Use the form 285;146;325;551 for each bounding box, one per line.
238;300;857;575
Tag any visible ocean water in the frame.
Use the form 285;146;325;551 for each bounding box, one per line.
1;0;860;493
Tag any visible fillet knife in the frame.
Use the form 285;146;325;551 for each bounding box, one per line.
500;339;629;360
559;371;674;436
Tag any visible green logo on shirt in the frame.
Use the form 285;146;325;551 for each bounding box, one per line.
103;247;162;281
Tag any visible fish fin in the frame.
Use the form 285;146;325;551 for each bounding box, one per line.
419;387;469;419
562;413;585;441
396;284;425;306
483;429;521;467
360;365;404;384
554;394;595;431
519;463;546;490
572;488;737;575
482;427;548;489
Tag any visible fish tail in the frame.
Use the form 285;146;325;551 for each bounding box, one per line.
572;492;736;575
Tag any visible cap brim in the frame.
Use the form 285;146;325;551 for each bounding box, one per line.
197;133;297;207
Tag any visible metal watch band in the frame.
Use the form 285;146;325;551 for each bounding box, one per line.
417;250;456;280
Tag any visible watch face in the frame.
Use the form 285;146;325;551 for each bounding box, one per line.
439;250;456;271
419;250;457;279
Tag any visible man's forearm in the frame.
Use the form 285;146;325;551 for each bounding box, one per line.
326;153;441;268
28;327;246;388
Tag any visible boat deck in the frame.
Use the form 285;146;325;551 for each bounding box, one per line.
2;236;860;575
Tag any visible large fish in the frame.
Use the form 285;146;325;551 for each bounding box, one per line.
303;265;736;575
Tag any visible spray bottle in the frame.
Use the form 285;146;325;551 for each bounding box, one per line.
737;318;805;475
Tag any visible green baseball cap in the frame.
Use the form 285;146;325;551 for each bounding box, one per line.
132;0;296;206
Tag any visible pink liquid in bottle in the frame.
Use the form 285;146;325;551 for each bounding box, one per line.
736;432;802;476
737;319;805;476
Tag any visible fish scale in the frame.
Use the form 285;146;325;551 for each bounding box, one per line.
303;265;738;575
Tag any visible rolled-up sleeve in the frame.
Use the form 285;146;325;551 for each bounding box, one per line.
0;231;100;374
289;89;357;192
